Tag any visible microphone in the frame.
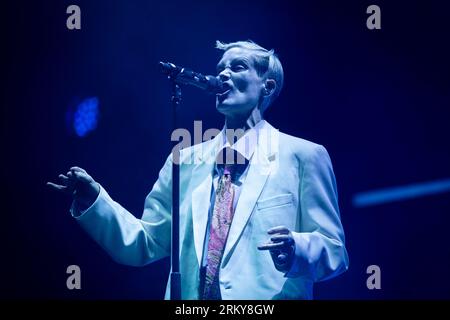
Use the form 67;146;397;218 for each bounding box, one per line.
159;61;224;94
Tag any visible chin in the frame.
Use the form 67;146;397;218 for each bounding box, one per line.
216;107;229;117
216;101;231;114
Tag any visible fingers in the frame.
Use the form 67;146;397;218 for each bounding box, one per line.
70;166;87;174
48;166;91;191
267;226;289;235
66;170;75;181
58;174;69;184
258;226;294;251
65;168;92;184
270;234;294;245
71;170;93;183
46;181;69;193
259;226;295;272
258;238;293;250
257;242;286;250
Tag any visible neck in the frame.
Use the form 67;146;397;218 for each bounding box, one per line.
224;108;263;144
225;107;263;131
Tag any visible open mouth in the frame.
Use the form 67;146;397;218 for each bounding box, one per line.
216;82;232;101
217;82;231;96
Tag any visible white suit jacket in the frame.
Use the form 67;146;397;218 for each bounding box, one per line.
72;120;349;299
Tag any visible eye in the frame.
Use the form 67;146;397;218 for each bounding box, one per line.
231;64;247;72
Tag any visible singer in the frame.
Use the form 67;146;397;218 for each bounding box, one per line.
47;40;349;299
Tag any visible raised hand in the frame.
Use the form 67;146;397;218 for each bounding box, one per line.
257;226;295;273
47;166;100;211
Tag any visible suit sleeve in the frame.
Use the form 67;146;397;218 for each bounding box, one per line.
70;155;172;266
286;145;349;281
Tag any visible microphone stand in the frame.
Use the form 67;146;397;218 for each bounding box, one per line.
169;80;181;300
160;61;220;300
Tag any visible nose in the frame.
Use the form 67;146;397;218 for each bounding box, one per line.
218;69;231;81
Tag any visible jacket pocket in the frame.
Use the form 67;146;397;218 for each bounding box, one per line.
256;193;294;211
253;193;296;235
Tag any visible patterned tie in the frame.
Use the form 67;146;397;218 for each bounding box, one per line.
203;165;235;300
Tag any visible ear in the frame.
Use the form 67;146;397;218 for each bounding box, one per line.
263;79;276;96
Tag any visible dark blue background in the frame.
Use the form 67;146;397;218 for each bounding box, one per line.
1;0;449;299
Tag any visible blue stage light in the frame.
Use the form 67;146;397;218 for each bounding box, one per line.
72;97;99;137
353;178;450;207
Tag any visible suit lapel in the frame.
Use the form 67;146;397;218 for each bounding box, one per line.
222;122;278;262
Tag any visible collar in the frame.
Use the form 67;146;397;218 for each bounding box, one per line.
218;119;267;161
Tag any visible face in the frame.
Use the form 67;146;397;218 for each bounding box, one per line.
215;47;266;119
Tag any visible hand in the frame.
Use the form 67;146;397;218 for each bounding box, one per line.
47;166;100;211
257;226;295;273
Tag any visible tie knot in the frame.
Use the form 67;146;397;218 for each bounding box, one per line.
223;165;233;176
216;147;248;181
216;147;246;166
